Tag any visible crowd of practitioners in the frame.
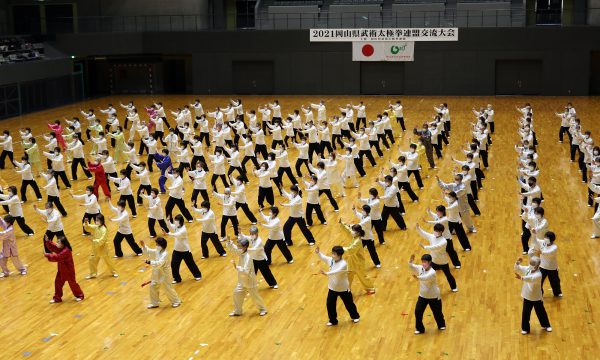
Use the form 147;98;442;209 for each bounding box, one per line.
0;97;557;334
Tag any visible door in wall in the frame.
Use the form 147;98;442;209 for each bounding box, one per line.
232;61;274;94
495;60;543;95
590;51;600;95
360;62;405;95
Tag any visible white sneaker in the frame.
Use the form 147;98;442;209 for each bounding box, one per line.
326;322;334;326
85;275;96;280
334;209;339;212
288;260;294;264
49;299;58;304
452;288;458;292
147;304;159;309
545;327;553;332
271;284;279;289
259;311;268;316
439;327;446;330
251;222;257;225
172;302;181;308
414;330;422;335
375;264;381;268
229;312;241;317
352;318;360;323
308;242;315;246
455;265;461;269
195;277;202;281
113;273;119;277
521;330;528;335
20;270;27;276
0;273;6;278
220;253;227;257
136;253;142;256
75;297;84;302
172;280;179;284
201;256;207;259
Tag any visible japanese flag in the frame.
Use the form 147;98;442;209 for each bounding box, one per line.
352;42;384;61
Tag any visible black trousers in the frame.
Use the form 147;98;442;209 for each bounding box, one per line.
398;181;419;201
227;165;248;183
559;126;569;142
136;184;152;205
277;167;298;186
165;197;193;221
377;133;390;150
264;239;293;264
81;212;98;235
295;158;313;177
431;262;457;290
396;116;406;131
20;179;42;201
354;158;366;177
306;203;326;226
47;195;67;217
308;142;320;163
480;149;489;168
381;206;407;231
171;250;202;282
362;240;380;266
470;180;479;201
446;238;461;267
521;227;532;253
320;141;333;156
327;289;360;325
14;216;34;235
332;134;344;149
220;215;239;237
200;232;226;257
113;232;142;257
448;221;471;250
371;219;385;244
467;193;481;216
369;140;383;157
407;170;424;188
44;229;66;253
191;155;207;171
423;142;435;169
359;149;376;167
235;202;258;223
71;158;91;180
255;144;268;160
570;144;579;161
521;299;551;333
53;170;71;189
384;129;395;145
242;155;260;173
319;189;339;210
433;143;443;159
199;132;210;146
258;187;275;208
415;296;445;333
191;189;209;207
148;218;168;237
154;131;166;146
540;268;562;296
210;174;229;191
253;259;277;286
356;117;367;130
119;194;137;217
0;150;14;169
271;139;285;150
283;217;315;245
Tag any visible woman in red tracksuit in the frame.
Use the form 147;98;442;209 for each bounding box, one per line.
86;158;111;199
48;120;67;151
44;235;84;303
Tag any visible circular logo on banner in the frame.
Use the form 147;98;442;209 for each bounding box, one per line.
362;44;374;57
390;45;400;54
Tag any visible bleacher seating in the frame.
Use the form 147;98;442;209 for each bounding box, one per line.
0;37;44;65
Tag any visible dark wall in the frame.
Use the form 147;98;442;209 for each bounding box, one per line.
50;27;600;95
0;58;73;86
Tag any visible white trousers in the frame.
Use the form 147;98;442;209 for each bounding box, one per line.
150;281;181;306
232;283;266;315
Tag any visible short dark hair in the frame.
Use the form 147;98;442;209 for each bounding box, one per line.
156;237;167;249
421;254;432;262
332;246;344;256
433;223;445;233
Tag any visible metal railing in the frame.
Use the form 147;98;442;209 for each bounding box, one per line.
33;8;600;33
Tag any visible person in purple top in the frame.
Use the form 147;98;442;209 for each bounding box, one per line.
154;149;173;194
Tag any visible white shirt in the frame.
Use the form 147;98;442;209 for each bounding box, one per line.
230;179;248;204
210;154;226;175
167;174;185;199
167;222;191;252
214;192;237;217
131;164;150;185
15;161;33;181
244;234;268;261
36;207;63;232
45;152;65;172
110;176;133;196
261;213;283;240
409;263;440;299
361;197;382;220
141;194;164;220
42;173;59;197
417;228;449;265
318;253;350;292
282;190;303;218
195;208;216;234
354;211;374;240
380;183;399;208
514;264;543;301
73;193;100;214
189;169;207;190
110;204;132;234
537;240;558;271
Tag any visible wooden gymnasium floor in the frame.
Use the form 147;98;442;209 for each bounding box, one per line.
1;95;599;360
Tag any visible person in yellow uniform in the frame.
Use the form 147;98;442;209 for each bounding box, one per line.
83;214;118;279
141;237;182;309
339;220;375;294
24;138;42;176
106;127;126;164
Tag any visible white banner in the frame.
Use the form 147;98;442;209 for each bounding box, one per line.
352;41;414;62
310;28;457;42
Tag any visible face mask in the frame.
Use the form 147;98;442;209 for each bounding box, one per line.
535;214;542;219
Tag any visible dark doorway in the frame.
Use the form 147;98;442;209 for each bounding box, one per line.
360;62;405;95
590;51;600;95
495;60;543;95
45;4;74;35
232;61;274;94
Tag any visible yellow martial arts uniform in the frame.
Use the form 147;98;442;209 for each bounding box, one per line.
24;143;42;175
106;131;126;163
143;245;181;307
84;222;118;277
342;225;375;292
